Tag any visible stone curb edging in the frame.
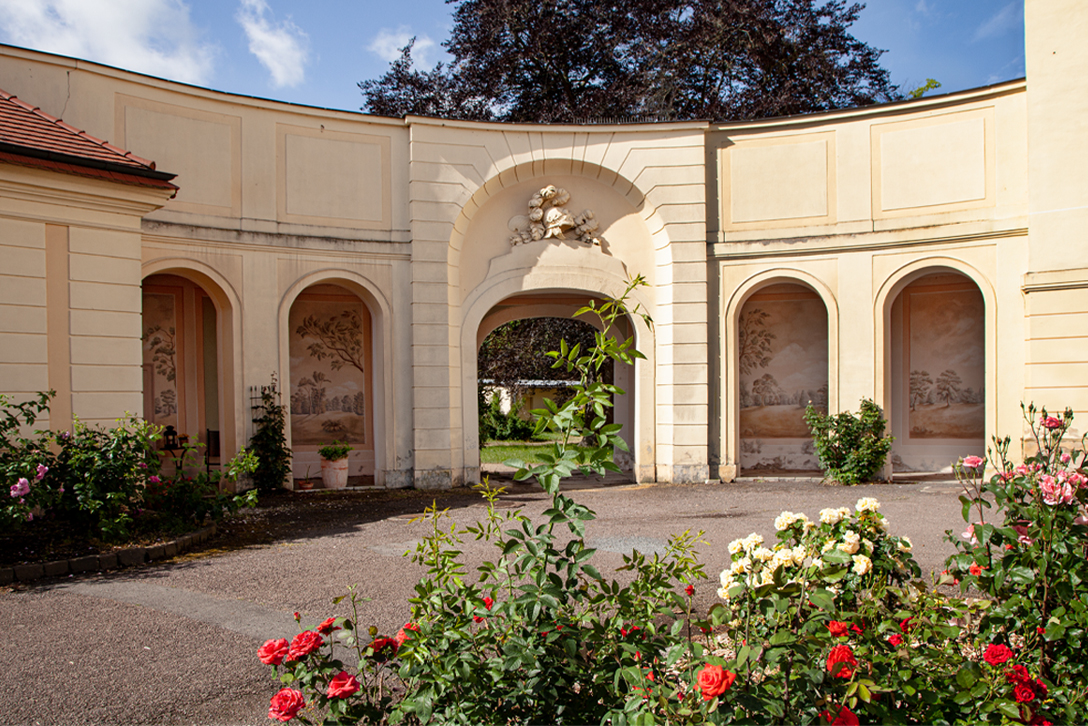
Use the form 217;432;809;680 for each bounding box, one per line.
0;524;217;586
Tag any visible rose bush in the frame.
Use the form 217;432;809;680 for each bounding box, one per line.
257;285;1085;724
944;403;1088;723
1;391;257;542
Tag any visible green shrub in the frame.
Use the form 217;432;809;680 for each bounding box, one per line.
2;391;256;541
141;444;258;533
250;373;292;492
478;391;534;443
804;399;893;484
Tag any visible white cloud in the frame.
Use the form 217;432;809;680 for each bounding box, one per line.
974;3;1021;42
914;0;933;16
0;0;216;85
235;0;309;88
368;27;436;69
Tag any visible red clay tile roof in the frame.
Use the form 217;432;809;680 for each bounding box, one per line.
0;88;177;191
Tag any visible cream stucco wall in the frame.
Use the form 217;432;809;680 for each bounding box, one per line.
2;0;1087;488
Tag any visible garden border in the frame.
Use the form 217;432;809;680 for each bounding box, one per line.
0;524;217;584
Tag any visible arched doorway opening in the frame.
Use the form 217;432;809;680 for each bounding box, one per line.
887;271;985;472
737;282;829;475
141;272;229;465
287;283;375;484
472;291;637;479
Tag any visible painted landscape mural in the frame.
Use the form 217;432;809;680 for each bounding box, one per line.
141;291;179;430
738;284;828;471
288;286;372;447
905;276;984;440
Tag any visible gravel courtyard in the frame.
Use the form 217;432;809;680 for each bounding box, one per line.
0;477;965;725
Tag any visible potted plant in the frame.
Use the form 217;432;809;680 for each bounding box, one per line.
317;441;352;489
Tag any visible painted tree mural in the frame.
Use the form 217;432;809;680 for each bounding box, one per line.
289;295;371;446
909;369;933;411
296;311;366;375
738;308;775;376
934;369;963;407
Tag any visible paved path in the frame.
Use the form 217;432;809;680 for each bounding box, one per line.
0;478;966;725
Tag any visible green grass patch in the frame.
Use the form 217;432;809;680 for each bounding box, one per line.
480;443;591;465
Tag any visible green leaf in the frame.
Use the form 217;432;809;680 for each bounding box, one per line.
955;664;978;688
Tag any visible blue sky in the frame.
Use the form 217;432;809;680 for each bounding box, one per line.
0;0;1025;114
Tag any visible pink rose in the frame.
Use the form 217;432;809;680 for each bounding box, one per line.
961;523;978;545
1041;416;1063;430
286;631;323;661
1040;475;1074;506
258;638;290;665
10;478;30;498
327;671;360;699
35;464;48;480
962;455;984;469
268;688;305;722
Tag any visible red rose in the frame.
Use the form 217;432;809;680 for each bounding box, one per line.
1006;664;1031;684
620;625;641;638
1014;682;1036;703
827;621;851;638
899;617;913;633
258;638;290;666
367;637;399;662
821;704;860;726
327;671;360;699
887;633;903;646
483;596;494;610
695;664;735;700
850;623;864;636
983;643;1014;666
286;631;323;661
685;584;695;597
268;688;305;722
827;645;858;679
396;622;419;646
316;617;340;635
1034;678;1048;697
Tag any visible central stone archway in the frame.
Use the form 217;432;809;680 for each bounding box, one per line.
459;248;657;483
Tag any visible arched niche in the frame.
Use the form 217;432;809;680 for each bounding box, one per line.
736;282;830;474
140;262;240;476
278;272;393;487
722;269;840;479
882;268;988;472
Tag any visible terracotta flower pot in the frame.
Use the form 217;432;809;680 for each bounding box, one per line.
320;458;349;489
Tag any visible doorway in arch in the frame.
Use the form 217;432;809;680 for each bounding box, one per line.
473;291;637;482
141;273;225;464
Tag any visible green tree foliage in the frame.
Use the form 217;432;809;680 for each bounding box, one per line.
478;317;605;403
360;0;901;123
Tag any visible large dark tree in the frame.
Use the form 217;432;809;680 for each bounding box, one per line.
478;317;607;404
360;0;900;123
